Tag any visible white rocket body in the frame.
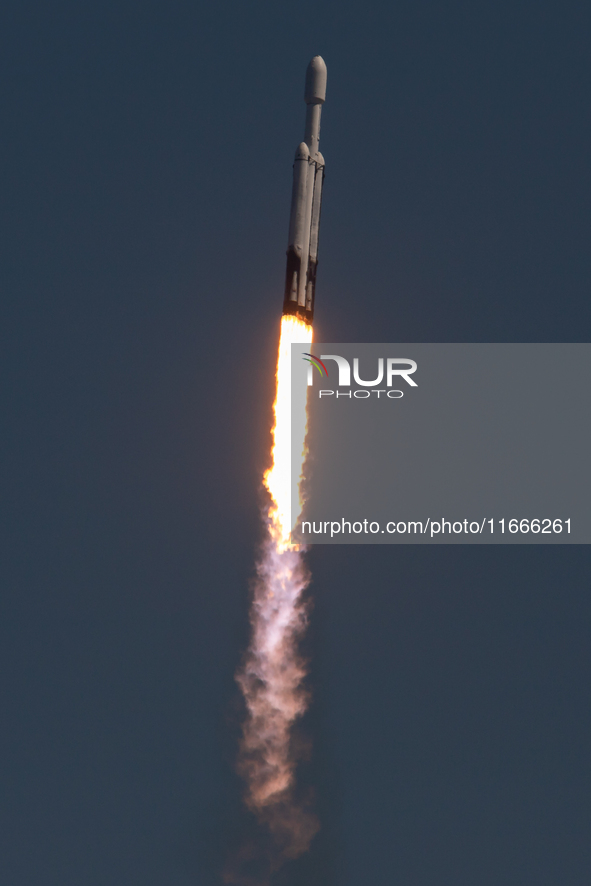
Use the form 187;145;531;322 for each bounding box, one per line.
283;56;327;324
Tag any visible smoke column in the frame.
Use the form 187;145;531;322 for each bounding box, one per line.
231;314;318;881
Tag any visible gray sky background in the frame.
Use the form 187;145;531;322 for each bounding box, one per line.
1;1;590;884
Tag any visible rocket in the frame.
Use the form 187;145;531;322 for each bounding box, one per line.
282;56;327;325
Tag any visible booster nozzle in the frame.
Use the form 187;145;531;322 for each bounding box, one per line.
304;56;327;105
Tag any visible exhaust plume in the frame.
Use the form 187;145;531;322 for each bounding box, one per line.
229;315;318;882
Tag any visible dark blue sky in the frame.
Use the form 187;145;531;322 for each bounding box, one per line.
1;1;590;884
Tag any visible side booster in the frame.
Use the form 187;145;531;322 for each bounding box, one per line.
282;56;327;325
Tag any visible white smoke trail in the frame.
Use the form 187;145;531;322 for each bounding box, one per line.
232;315;318;877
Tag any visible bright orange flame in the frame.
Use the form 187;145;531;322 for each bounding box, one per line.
264;315;313;549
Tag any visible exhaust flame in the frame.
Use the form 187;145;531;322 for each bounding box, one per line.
233;315;318;878
264;315;312;549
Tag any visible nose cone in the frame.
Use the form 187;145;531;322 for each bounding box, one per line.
304;56;327;104
295;142;310;160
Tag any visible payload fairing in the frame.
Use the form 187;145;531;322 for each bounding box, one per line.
282;56;327;325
